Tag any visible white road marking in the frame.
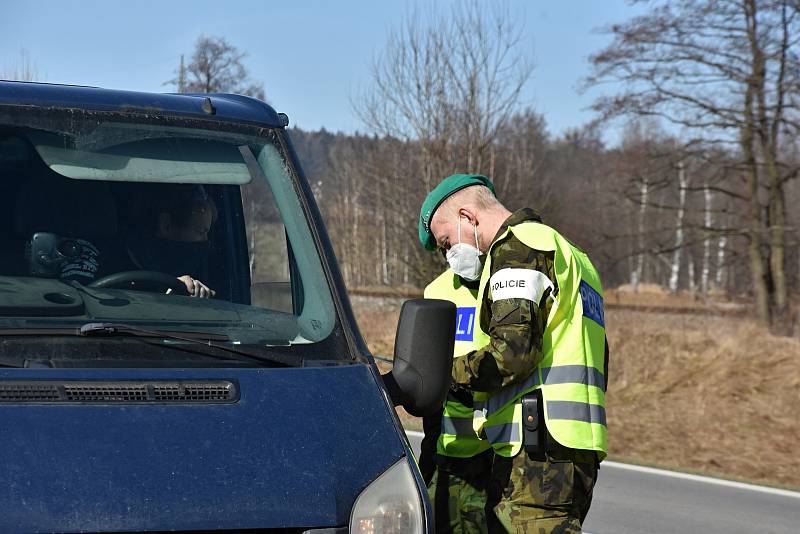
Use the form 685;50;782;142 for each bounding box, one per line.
405;430;800;500
601;461;800;499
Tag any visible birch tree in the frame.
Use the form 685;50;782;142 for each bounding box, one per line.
632;179;648;290
668;160;689;292
701;183;713;294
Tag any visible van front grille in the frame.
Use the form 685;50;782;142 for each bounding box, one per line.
65;383;149;402
0;380;238;403
154;383;233;401
0;383;61;401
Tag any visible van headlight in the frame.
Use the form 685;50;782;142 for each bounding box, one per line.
349;457;424;534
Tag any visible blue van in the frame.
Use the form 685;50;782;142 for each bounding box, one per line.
0;81;454;533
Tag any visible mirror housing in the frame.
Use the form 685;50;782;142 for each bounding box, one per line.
381;298;455;416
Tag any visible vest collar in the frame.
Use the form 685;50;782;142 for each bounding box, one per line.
490;208;543;247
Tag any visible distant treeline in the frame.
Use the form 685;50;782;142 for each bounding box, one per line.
289;122;800;305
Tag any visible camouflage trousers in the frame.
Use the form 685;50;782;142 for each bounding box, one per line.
427;452;493;534
487;447;599;534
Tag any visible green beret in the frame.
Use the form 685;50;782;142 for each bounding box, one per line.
418;173;495;251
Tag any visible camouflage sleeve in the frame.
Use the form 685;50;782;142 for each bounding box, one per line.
419;409;442;485
451;234;554;392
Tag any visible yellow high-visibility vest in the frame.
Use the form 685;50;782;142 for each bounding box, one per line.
424;270;492;458
474;222;607;459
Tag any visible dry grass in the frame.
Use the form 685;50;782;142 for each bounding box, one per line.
352;292;800;489
606;284;746;314
608;309;800;488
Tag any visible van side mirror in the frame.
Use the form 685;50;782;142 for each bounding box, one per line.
381;299;455;417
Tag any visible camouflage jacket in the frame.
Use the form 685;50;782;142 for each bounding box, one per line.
451;208;556;393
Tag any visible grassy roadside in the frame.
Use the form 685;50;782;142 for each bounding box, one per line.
352;291;800;490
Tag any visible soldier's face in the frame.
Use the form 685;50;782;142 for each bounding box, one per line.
431;207;480;253
430;210;457;253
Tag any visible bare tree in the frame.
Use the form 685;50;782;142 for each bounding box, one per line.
701;182;713;294
586;0;800;332
357;2;532;180
668;160;689;293
2;49;44;82
350;1;534;286
167;36;265;100
493;109;553;210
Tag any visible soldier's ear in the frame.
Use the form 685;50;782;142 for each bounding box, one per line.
458;207;478;227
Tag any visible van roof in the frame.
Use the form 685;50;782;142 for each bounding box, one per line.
0;80;288;128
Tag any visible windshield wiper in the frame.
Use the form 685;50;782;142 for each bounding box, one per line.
77;322;303;367
78;323;230;342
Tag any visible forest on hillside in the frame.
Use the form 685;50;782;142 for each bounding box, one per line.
290;118;800;306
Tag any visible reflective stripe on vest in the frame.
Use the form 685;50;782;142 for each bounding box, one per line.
441;416;473;436
475;222;608;459
474;365;606;414
442;412;486;438
484;422;520;444
424;269;492;458
547;401;607;426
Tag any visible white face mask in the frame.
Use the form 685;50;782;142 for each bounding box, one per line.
445;216;483;281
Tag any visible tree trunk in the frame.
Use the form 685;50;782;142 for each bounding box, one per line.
742;131;771;323
715;232;727;290
745;0;792;333
631;179;648;290
742;2;772;325
701;184;712;294
669;161;687;293
767;176;788;326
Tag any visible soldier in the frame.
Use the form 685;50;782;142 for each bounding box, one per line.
421;266;494;534
418;174;609;533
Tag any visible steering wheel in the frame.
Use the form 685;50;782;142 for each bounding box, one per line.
88;270;188;295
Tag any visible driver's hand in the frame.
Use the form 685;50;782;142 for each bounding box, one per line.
177;275;216;298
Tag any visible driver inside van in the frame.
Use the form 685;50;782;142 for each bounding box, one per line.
126;185;217;298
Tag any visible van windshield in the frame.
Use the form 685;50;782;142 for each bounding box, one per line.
0;107;349;368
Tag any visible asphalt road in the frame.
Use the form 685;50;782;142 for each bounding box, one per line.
405;431;800;534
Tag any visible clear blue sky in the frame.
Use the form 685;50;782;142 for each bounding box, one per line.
0;0;643;141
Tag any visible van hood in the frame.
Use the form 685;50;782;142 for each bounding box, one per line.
0;364;407;533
